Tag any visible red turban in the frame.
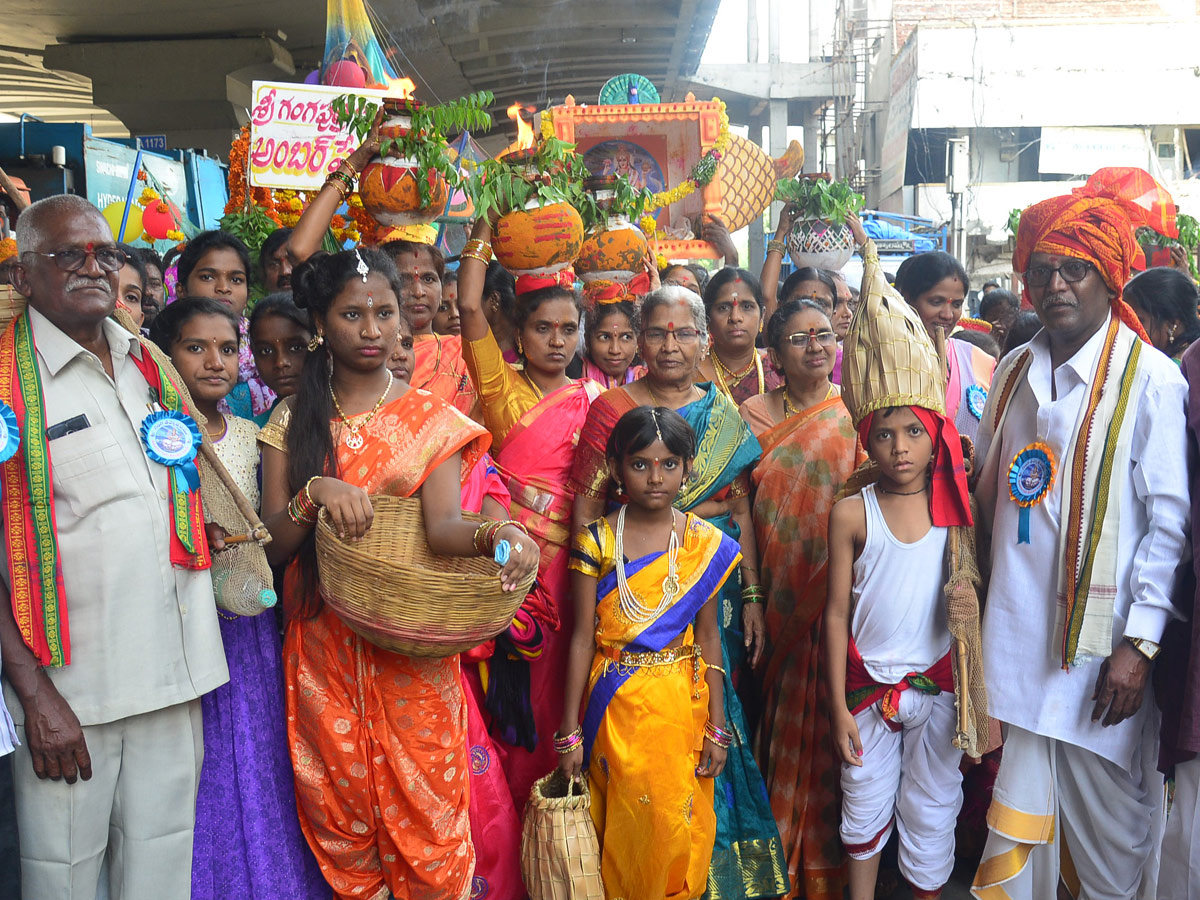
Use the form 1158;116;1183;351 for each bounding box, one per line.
857;406;972;528
515;268;576;296
1013;167;1177;342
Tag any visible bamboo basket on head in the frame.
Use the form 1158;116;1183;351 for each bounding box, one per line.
314;494;534;657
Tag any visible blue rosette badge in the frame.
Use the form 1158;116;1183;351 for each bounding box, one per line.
1007;441;1056;544
965;384;988;421
140;409;202;489
0;400;19;464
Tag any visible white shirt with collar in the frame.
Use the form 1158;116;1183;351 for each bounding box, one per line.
1;307;228;728
976;313;1189;769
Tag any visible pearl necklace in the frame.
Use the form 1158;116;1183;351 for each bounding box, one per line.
614;505;680;624
330;371;393;450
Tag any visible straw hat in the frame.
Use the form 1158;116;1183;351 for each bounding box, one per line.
841;241;946;425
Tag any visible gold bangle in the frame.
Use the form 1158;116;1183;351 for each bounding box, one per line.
324;177;349;201
463;239;493;258
767;239;786;255
303;475;321;507
706;663;727;677
338;158;359;179
460;249;491;265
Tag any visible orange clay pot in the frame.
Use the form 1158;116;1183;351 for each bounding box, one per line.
493;202;584;276
358;157;448;227
574;217;648;284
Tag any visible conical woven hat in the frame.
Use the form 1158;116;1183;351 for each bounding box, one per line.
842;239;946;425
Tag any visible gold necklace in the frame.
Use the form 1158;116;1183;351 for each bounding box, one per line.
520;369;544;400
782;382;836;419
330;371;393;450
713;350;764;398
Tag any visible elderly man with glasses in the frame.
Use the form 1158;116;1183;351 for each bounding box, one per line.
0;194;227;900
969;169;1189;900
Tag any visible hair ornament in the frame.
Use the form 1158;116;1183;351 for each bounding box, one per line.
355;248;369;284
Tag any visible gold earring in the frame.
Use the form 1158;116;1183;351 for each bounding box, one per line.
307;332;324;352
516;337;524;356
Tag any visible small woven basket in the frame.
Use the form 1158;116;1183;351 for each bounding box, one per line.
315;495;533;657
786;219;856;270
521;770;605;900
0;285;26;334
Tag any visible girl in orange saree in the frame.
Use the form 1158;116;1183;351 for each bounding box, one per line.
258;248;538;900
746;300;865;900
457;218;601;807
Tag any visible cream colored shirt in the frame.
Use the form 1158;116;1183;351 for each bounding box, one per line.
1;308;228;727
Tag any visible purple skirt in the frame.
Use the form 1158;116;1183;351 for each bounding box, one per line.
192;611;329;899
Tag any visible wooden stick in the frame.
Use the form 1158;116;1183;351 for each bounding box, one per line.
0;165;28;212
220;533;255;545
197;440;272;544
948;527;972;748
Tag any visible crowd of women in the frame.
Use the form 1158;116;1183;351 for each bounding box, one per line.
33;142;1200;900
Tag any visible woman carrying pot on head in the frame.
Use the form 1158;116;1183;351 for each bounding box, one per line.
569;285;790;900
741;298;866;900
286;115;477;416
456;217;603;808
257;247;538;900
696;268;785;406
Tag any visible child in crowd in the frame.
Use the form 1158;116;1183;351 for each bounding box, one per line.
434;269;462;336
150;297;326;900
581;300;644;388
177;230;275;417
824;407;964;900
249;292;311;426
823;215;983;900
560;406;741;900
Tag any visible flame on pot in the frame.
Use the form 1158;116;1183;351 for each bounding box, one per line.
386;76;416;99
508;103;535;151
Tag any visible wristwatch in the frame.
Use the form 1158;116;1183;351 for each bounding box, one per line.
1125;636;1161;661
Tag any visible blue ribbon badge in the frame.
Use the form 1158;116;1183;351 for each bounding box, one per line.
965;384;988;421
0;400;19;464
140;410;202;490
1007;442;1056;544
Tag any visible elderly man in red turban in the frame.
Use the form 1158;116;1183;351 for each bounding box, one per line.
970;168;1190;900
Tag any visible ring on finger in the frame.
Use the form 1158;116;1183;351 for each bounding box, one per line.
514;542;523;554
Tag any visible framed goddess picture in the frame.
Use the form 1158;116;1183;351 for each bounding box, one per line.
546;93;727;260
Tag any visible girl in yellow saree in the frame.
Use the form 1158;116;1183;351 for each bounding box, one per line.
559;407;742;900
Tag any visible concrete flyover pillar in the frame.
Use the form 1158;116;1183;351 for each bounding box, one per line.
44;37;295;152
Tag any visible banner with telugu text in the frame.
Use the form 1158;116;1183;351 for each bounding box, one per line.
248;80;387;190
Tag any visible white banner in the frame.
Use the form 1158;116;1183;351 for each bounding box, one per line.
248;81;388;190
1038;126;1151;175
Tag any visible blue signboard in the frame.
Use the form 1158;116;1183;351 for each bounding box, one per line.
137;135;167;151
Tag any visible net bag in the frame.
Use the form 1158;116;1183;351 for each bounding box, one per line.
786;219;856;270
197;451;277;617
520;770;604;900
128;321;276;617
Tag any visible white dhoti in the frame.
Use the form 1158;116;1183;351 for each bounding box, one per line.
11;700;204;900
840;689;963;894
971;723;1165;900
1159;756;1200;899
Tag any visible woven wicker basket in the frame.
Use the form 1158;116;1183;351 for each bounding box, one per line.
0;285;26;333
315;495;533;657
786;219;856;270
520;770;605;900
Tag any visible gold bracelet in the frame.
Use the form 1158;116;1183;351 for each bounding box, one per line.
706;663;727;677
767;239;787;255
463;239;493;258
303;475;321;507
460;249;491;265
324;177;349;201
338;158;360;179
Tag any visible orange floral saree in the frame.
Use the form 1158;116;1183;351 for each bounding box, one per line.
412;332;477;415
267;389;489;900
752;395;864;900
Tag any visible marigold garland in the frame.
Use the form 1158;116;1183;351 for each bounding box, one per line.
0;237;16;263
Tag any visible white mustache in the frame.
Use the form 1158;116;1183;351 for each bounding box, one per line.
65;274;112;295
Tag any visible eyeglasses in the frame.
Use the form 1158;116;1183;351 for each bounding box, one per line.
784;329;837;348
642;327;700;345
23;245;126;273
1023;260;1093;288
